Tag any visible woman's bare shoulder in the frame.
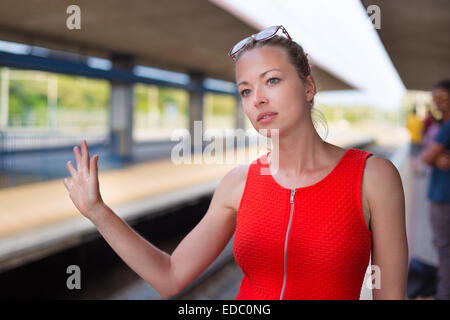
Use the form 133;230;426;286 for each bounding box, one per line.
364;155;400;180
363;155;403;215
224;164;250;182
218;164;251;213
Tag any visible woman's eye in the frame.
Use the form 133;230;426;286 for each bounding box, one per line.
240;79;279;97
268;77;280;85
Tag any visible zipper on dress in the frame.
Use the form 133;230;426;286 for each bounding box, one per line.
280;188;296;300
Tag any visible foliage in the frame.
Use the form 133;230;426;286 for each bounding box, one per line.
0;67;402;129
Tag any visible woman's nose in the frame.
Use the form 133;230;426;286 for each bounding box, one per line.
253;87;268;107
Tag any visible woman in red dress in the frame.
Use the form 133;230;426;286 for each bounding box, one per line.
63;25;408;300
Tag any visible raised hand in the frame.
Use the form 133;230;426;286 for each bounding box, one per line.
63;139;105;220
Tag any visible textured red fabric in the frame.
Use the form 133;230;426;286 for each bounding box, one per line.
233;148;373;300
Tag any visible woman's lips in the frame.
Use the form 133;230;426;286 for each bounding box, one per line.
257;112;278;124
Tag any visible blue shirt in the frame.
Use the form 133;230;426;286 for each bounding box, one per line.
427;120;450;203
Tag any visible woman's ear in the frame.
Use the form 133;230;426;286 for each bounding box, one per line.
304;75;316;103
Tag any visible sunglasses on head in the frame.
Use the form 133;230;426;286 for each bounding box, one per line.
228;25;292;62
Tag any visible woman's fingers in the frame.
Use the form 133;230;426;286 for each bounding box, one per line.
73;146;82;170
71;140;93;175
67;160;77;178
90;154;98;177
81;140;90;171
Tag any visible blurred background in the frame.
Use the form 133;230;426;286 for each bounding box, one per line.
0;0;448;299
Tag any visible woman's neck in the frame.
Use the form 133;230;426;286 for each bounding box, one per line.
269;118;329;175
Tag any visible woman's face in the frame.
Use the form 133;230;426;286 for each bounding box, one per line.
235;46;314;137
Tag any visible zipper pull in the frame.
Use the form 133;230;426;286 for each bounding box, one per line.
290;189;296;203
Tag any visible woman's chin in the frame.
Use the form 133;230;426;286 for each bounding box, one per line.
256;126;280;138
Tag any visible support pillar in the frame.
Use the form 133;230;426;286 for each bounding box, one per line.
0;68;9;130
109;53;135;164
188;71;205;154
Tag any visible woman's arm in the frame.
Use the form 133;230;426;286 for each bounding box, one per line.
169;165;246;294
364;156;409;299
88;203;174;298
63;140;246;298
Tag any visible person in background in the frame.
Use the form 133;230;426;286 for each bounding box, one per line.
423;112;442;148
423;108;436;140
421;112;442;173
406;106;424;175
421;78;450;300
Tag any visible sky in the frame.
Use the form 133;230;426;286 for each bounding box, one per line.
210;0;407;110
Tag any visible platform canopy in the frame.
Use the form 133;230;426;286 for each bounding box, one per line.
0;0;354;91
360;0;450;91
0;0;448;107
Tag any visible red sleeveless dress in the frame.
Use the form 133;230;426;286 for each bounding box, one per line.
233;148;373;300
